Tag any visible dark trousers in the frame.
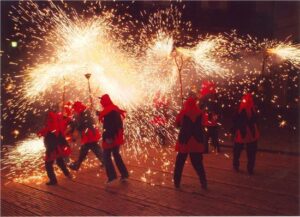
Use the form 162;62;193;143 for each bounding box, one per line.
103;146;129;181
73;142;104;169
45;157;70;183
233;142;257;174
204;126;219;153
174;152;207;187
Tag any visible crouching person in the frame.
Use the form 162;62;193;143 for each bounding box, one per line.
98;94;129;184
38;111;72;185
174;96;207;189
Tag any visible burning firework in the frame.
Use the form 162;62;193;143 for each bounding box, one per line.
268;42;300;69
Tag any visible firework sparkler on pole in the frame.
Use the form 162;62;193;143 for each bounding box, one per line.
84;73;94;109
267;42;300;69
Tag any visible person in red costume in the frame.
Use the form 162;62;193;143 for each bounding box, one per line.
69;101;104;171
232;93;259;175
199;80;220;153
38;111;72;185
173;96;207;189
56;102;74;163
98;94;129;183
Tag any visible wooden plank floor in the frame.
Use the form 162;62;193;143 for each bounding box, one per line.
1;147;299;216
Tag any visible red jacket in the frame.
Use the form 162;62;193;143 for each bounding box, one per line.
81;128;101;144
72;101;101;145
175;97;205;153
233;94;259;144
38;112;71;162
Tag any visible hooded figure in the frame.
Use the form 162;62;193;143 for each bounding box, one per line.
99;94;126;149
69;101;104;171
59;101;73;143
199;81;220;153
232;93;259;175
98;94;128;183
173;97;207;189
38;111;71;185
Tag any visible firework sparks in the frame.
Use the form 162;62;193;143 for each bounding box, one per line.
268;42;300;68
177;36;228;76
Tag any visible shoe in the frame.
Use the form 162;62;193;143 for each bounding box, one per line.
201;182;208;190
120;176;129;182
248;170;254;175
46;180;57;186
105;178;117;185
65;173;73;179
174;181;180;188
233;166;239;172
69;163;79;171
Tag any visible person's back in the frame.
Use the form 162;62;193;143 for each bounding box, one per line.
174;97;207;189
103;110;123;143
98;94;128;184
232;93;259;175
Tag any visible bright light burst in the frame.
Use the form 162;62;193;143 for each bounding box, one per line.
1;135;45;184
268;42;300;69
177;36;228;76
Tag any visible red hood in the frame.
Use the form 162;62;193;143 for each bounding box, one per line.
239;93;255;116
98;94;126;122
63;101;73;117
100;94;113;107
200;80;216;97
183;97;197;111
73;101;86;114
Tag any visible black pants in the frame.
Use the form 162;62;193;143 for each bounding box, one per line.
204;126;219;153
45;157;70;183
233;142;257;174
174;152;207;187
103;146;129;181
72;142;104;170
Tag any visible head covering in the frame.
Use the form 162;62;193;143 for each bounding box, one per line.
176;96;202;122
239;93;255;117
98;94;126;122
38;111;60;136
200;81;216;98
73;101;86;114
63;101;73;117
183;96;197;111
100;94;113;107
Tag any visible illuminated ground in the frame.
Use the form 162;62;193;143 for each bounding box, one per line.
1;147;299;216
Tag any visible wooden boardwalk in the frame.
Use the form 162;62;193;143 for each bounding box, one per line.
1;147;299;216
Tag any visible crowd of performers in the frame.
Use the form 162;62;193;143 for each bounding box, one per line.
38;82;259;189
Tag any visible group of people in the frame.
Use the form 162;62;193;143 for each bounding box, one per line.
38;83;259;190
38;94;128;185
174;89;259;189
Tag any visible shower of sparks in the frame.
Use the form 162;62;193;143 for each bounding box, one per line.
268;42;300;69
2;1;300;184
1;135;45;184
177;36;229;77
